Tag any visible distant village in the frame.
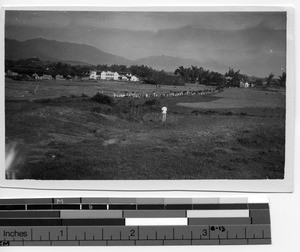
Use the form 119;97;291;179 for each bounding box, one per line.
6;69;140;83
5;69;259;89
5;58;286;88
89;71;139;82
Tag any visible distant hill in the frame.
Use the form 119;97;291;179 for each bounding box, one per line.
60;60;93;66
5;38;228;73
5;38;131;66
133;55;203;72
133;55;228;73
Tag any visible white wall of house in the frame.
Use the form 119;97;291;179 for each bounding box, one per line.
100;71;106;80
100;71;119;80
131;75;139;82
240;81;250;88
121;75;129;81
89;71;98;80
43;75;53;80
7;70;18;76
113;72;119;80
32;73;42;80
90;70;130;81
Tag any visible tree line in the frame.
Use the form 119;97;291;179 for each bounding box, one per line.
5;58;184;85
174;65;225;86
174;65;286;87
5;58;286;87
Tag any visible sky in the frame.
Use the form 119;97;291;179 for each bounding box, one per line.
5;11;287;77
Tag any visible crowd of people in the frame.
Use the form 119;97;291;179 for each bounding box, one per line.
112;87;223;99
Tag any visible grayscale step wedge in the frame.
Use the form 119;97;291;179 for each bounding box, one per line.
0;197;271;246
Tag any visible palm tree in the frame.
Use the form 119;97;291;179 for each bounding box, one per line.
174;66;190;82
225;68;241;87
278;72;286;87
266;73;274;86
174;66;186;76
190;65;199;83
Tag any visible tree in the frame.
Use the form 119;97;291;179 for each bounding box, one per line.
225;68;242;87
97;64;109;71
196;67;205;84
201;70;211;85
174;66;189;82
207;71;225;86
189;65;199;83
278;72;286;87
254;79;263;87
130;65;153;78
151;70;184;86
266;73;274;86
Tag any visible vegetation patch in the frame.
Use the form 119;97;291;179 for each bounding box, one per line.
5;82;286;180
91;93;114;105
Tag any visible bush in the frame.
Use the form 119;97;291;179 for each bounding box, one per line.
151;71;185;86
91;98;161;122
143;99;160;106
92;93;114;105
12;74;32;81
143;78;157;84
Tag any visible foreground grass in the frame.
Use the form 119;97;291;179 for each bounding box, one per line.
5;88;286;180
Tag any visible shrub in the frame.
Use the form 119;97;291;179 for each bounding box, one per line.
143;78;157;84
92;93;114;105
143;99;159;106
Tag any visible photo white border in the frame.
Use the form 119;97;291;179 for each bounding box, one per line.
0;4;295;192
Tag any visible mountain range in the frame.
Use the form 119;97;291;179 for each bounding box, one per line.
5;38;220;73
5;38;130;66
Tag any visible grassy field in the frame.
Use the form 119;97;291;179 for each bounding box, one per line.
5;79;286;180
5;78;210;100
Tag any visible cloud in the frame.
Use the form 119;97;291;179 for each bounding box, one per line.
5;10;286;77
6;11;286;32
70;11;286;31
6;11;72;29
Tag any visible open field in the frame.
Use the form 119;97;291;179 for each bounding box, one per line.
5;79;286;180
5;78;210;100
178;87;285;109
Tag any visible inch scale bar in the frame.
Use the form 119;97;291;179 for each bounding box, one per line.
0;224;271;246
0;197;271;246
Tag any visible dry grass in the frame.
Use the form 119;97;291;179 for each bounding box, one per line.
5;80;286;180
5;78;213;100
178;87;285;109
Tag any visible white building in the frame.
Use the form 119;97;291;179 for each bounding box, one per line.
32;73;42;80
90;70;119;80
130;75;139;82
43;74;53;80
101;71;119;80
120;75;129;81
6;70;18;77
89;71;101;80
240;80;250;88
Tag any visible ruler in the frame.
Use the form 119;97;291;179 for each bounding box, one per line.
0;197;271;246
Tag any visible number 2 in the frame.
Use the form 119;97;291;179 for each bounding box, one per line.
130;229;135;237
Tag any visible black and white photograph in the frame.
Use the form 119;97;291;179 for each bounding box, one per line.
3;9;290;183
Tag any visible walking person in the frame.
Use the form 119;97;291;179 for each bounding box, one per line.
162;106;167;122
